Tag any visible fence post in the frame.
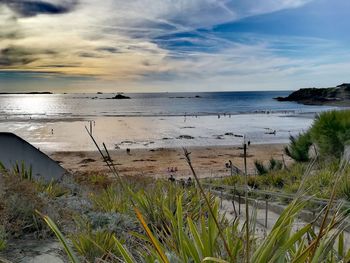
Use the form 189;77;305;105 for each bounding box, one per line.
232;200;237;218
265;198;268;228
89;120;93;135
238;194;241;215
220;189;223;209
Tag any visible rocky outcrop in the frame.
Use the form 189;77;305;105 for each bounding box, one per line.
275;83;350;106
109;94;130;99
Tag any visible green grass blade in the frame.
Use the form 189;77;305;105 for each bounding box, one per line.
134;207;169;263
36;211;79;263
202;257;230;263
113;236;136;263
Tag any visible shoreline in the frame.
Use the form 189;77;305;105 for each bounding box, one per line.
49;143;291;179
0;110;317;122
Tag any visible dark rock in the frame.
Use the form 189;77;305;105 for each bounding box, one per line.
275;84;350;105
177;135;194;139
107;94;130;99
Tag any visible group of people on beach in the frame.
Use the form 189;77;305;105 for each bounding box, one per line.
167;166;193;187
168;174;193;187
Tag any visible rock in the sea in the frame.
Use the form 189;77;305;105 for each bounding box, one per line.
275;83;350;105
177;135;194;139
110;94;131;99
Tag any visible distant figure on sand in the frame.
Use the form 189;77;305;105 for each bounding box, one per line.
186;177;193;186
51;129;54;135
168;174;175;182
126;148;131;154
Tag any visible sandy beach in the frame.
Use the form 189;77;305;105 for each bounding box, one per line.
49;143;291;179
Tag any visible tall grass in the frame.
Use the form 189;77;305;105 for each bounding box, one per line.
41;183;350;262
0;160;33;180
90;186;130;213
40;161;350;263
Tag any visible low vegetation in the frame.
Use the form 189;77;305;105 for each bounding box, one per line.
42;164;350;262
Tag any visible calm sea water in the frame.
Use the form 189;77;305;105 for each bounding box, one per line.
0;91;337;119
0;91;340;151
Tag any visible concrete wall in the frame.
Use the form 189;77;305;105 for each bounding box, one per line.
0;132;66;181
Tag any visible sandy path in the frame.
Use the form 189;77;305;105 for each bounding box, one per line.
48;143;291;179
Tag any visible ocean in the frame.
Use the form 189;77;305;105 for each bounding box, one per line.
0;91;337;118
0;91;340;151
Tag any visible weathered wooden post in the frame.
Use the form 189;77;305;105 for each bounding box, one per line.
89;120;93;136
220;189;223;209
265;198;268;228
238;194;241;215
243;142;249;263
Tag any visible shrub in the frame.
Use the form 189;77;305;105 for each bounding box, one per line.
285;132;312;162
269;158;283;171
0;176;53;239
255;158;283;176
254;160;268;175
247;176;259;189
286;110;350;162
268;174;284;188
90;186;130;213
85;211;140;238
310;110;350;159
35;181;70;198
71;229;120;261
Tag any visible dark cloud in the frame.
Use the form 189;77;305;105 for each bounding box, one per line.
96;47;120;54
78;51;102;58
0;6;22;39
0;30;21;39
0;0;77;17
0;45;36;66
38;63;80;68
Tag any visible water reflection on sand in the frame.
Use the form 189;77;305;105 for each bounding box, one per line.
0;114;313;152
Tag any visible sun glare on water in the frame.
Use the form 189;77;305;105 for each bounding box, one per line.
12;95;54;117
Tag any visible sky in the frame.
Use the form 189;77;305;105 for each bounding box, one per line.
0;0;349;93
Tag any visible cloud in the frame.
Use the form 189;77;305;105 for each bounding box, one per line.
0;0;324;90
0;45;37;66
0;0;77;17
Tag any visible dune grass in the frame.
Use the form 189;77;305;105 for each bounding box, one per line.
39;155;350;262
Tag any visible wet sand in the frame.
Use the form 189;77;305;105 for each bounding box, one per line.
49;143;291;179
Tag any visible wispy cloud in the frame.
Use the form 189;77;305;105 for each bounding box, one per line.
1;0;349;91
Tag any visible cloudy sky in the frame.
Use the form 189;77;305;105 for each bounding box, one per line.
0;0;349;92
